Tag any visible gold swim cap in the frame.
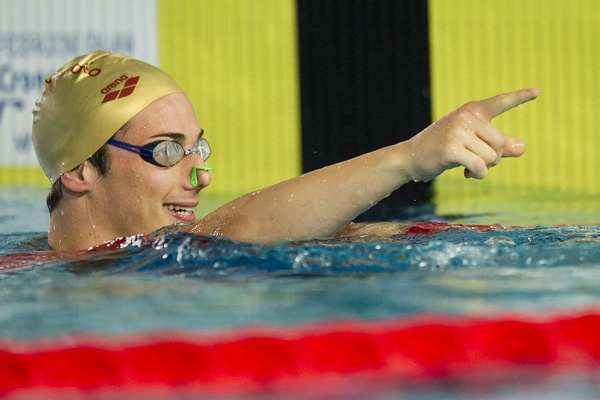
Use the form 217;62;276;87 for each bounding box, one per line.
32;51;183;183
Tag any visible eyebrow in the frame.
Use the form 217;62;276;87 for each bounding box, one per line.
148;129;204;142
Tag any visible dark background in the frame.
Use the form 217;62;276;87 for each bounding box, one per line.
297;0;432;219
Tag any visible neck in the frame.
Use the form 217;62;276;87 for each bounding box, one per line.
48;200;104;251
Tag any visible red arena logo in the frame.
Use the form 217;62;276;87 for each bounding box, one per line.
101;75;140;103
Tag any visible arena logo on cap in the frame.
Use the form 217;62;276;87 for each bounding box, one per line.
101;75;140;103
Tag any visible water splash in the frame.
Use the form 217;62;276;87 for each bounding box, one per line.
38;224;600;278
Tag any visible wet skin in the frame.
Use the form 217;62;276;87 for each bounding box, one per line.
48;93;211;249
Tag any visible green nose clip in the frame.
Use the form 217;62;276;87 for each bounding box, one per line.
191;165;214;187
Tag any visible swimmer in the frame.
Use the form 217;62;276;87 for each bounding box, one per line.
32;51;538;251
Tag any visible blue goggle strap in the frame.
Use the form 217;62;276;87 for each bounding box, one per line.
106;139;154;158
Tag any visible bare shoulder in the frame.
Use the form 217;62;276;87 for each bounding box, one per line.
335;221;412;241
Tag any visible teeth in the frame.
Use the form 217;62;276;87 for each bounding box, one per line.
164;204;195;215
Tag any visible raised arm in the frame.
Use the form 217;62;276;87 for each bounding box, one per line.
186;88;539;242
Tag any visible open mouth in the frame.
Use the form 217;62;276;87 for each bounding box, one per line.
164;204;196;223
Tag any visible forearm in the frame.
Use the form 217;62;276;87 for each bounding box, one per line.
189;142;414;242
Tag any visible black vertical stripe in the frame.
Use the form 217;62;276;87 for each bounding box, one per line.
297;0;432;219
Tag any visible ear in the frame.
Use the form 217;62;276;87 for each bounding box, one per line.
59;161;100;194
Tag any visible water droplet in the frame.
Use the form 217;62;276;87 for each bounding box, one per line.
484;236;516;246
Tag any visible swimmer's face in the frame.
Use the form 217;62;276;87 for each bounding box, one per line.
89;92;211;239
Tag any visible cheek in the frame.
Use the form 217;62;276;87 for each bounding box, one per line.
132;169;174;204
109;155;177;206
114;158;159;187
107;163;162;203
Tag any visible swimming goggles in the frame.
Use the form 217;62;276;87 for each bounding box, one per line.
107;137;211;167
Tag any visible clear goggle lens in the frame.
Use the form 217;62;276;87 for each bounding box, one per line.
143;137;211;167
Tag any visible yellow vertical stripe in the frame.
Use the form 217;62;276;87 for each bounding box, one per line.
429;0;600;214
158;0;301;204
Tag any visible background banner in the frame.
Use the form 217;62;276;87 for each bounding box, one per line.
0;0;158;183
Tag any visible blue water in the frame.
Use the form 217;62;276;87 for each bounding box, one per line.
3;186;600;398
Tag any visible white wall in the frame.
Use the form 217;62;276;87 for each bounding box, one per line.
0;0;158;167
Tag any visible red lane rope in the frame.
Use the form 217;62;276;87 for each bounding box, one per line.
404;221;516;235
2;312;600;396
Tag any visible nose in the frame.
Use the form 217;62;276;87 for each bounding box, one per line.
184;145;212;188
190;165;213;188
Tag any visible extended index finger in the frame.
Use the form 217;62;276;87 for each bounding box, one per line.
473;87;540;121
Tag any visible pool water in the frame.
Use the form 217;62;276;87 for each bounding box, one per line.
2;186;600;398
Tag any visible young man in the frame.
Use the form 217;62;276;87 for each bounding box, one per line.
32;51;538;251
